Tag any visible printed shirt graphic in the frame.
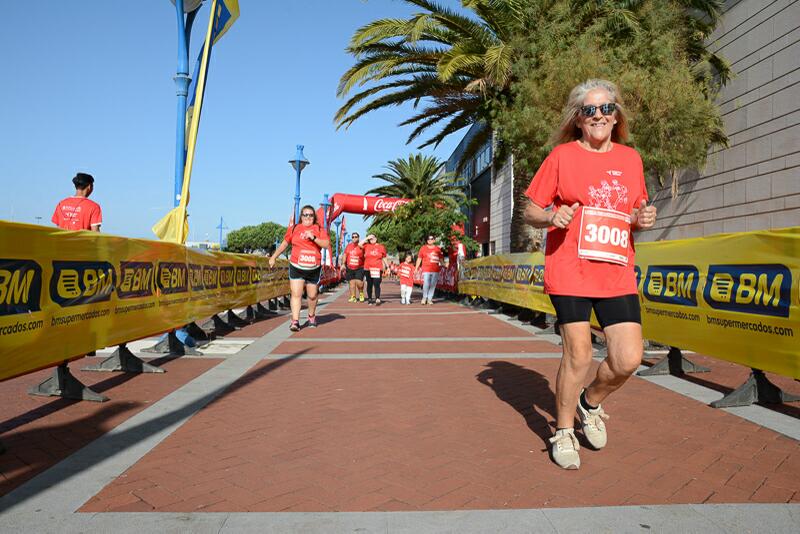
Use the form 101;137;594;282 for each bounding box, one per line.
284;224;322;269
344;242;364;269
525;141;648;297
51;197;102;230
363;243;387;270
418;245;442;273
398;263;415;285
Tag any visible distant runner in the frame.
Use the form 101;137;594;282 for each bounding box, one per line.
523;79;657;470
398;253;415;305
362;234;388;305
270;205;331;331
342;232;366;302
416;235;442;305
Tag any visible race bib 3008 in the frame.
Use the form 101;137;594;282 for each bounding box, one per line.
577;207;631;266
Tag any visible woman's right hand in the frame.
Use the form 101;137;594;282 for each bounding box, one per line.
550;202;580;229
269;257;276;268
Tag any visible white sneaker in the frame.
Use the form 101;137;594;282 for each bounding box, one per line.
549;428;580;469
577;390;609;449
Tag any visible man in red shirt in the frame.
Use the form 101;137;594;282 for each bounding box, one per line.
416;235;442;305
342;232;366;302
52;173;102;231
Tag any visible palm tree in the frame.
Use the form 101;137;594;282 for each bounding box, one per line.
336;0;529;172
367;153;465;206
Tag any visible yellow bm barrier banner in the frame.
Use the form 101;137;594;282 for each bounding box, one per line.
0;222;289;382
460;227;800;379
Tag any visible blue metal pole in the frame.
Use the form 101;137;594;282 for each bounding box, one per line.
218;216;223;246
333;219;341;267
172;1;197;207
321;193;330;264
293;145;304;223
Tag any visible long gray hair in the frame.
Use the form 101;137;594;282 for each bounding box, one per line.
548;79;630;146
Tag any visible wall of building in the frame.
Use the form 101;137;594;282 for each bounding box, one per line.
639;0;800;241
490;136;513;254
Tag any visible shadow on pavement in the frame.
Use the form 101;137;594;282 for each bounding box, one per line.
476;361;556;447
313;313;345;326
0;349;309;512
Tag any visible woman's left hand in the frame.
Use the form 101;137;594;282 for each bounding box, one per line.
635;200;657;229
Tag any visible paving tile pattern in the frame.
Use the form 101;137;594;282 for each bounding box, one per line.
80;287;800;512
0;357;222;496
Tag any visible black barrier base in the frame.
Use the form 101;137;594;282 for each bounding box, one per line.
226;309;251;328
142;331;200;356
201;314;235;336
532;312;549;329
637;347;710;377
279;296;290;310
28;363;108;402
83;344;165;374
459;296;473;306
517;308;535;323
256;302;275;319
710;369;800;408
184;322;214;343
478;299;497;311
268;299;278;311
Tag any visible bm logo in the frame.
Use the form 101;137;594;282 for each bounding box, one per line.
704;264;791;318
118;262;154;299
157;262;188;295
51;261;115;307
643;265;699;306
0;259;42;315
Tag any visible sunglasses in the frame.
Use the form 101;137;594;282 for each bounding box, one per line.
427;237;435;241
580;103;616;117
301;212;314;218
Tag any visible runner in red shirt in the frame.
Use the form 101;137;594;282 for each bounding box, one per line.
362;234;388;305
341;232;366;302
51;173;102;231
397;253;415;304
269;205;330;331
523;79;657;470
415;236;442;305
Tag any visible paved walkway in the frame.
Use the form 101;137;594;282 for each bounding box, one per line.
0;283;798;532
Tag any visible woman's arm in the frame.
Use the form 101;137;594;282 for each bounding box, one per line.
269;240;289;267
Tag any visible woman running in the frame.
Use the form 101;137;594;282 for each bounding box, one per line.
523;79;657;469
269;205;331;331
342;232;366;302
398;253;415;305
362;234;388;305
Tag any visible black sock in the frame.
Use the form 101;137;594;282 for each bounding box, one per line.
580;390;599;411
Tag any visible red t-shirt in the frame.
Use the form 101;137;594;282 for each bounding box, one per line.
525;141;648;297
51;197;102;230
363;243;387;270
418;245;443;273
284;224;323;268
398;263;415;285
343;242;364;269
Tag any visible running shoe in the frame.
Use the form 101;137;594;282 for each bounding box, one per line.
348;296;356;303
289;320;300;332
577;389;609;449
368;300;375;306
359;293;365;302
375;298;382;306
549;428;580;469
307;315;318;328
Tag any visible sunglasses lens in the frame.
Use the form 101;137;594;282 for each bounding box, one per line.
580;105;595;117
600;103;616;115
581;103;616;117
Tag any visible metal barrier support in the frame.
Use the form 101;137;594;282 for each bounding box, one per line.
710;368;800;408
225;309;250;328
637;347;710;377
142;330;200;357
83;344;164;374
255;302;275;319
28;363;108;402
201;314;236;336
185;321;214;342
268;298;278;311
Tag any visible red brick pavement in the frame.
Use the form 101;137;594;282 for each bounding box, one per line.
0;357;222;497
80;286;800;512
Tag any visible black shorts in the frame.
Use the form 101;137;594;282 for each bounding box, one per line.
345;267;364;281
289;264;321;285
549;294;641;328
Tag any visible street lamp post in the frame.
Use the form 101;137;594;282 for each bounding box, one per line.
320;194;330;265
216;216;228;250
333;219;342;267
171;0;202;207
288;145;309;223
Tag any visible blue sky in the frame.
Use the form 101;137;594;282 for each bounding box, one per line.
0;0;465;242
